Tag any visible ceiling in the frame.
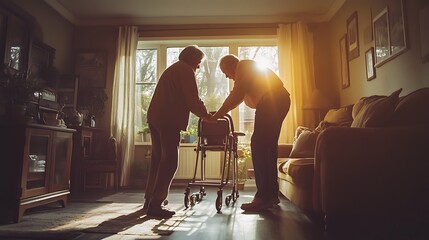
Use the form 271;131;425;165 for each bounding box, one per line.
44;0;346;26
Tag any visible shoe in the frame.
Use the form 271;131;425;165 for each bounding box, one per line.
147;206;176;218
271;197;280;206
241;198;272;212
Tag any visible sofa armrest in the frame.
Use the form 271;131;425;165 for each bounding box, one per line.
313;125;429;217
278;144;293;158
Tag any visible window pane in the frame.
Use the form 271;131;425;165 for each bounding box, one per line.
167;47;229;140
238;46;278;143
135;49;157;141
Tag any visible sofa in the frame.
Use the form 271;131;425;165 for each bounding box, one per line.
277;88;429;226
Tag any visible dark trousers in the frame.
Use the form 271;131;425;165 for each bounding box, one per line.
144;124;181;207
251;89;290;200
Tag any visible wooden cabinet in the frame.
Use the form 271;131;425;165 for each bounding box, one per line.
0;124;75;223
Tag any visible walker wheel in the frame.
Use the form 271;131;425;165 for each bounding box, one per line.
190;195;196;206
225;195;231;206
184;187;190;208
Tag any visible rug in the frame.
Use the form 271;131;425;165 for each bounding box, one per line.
0;196;188;237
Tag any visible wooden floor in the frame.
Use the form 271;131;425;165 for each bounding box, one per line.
1;182;428;240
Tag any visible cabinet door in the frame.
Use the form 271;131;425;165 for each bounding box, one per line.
50;131;73;192
21;128;52;198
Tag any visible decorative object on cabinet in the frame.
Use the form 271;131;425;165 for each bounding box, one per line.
365;47;376;81
346;11;359;61
0;123;75;223
373;0;407;67
419;4;429;63
75;51;107;88
339;34;350;89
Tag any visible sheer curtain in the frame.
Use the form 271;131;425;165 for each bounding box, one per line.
277;22;316;143
111;26;138;187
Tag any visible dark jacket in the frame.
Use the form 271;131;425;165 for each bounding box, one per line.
147;60;209;131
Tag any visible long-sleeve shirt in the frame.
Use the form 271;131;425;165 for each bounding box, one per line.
147;60;209;131
216;60;289;117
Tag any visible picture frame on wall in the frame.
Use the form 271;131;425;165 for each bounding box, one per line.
347;11;359;61
339;34;350;89
389;0;407;57
365;47;376;81
373;0;407;67
75;51;107;88
373;8;390;67
28;40;55;80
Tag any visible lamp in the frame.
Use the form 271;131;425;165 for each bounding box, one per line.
303;89;332;124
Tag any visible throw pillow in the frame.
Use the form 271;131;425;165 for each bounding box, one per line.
289;126;319;158
323;104;354;127
351;88;402;128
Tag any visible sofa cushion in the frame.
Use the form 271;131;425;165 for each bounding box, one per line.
289;127;319;158
280;158;314;187
390;88;429;126
351;88;402;128
323;104;354;127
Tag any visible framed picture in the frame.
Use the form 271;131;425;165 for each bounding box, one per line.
3;12;30;72
373;8;390;67
28;40;55;80
347;11;359;61
339;35;350;89
57;75;79;110
389;0;407;57
75;51;107;88
365;47;376;81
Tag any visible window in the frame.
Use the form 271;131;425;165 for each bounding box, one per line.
135;40;278;144
135;49;157;138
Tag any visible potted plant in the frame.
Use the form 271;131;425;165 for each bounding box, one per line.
181;125;198;143
78;86;108;117
236;144;251;190
0;65;44;121
138;125;151;142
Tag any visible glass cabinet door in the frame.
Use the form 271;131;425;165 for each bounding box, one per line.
23;129;51;198
51;131;73;191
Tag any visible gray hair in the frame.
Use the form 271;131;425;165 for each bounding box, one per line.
219;54;239;72
179;45;205;65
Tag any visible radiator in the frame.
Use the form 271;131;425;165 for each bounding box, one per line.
175;146;222;179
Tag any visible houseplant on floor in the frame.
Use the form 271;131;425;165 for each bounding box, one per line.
236;144;251;190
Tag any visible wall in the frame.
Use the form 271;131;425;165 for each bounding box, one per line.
313;0;429;107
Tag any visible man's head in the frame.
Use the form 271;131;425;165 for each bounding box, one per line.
219;54;239;80
179;45;205;72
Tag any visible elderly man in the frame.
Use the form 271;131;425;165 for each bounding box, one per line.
144;45;211;218
212;54;290;212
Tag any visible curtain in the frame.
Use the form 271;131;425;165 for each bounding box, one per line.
277;22;316;143
111;26;138;187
